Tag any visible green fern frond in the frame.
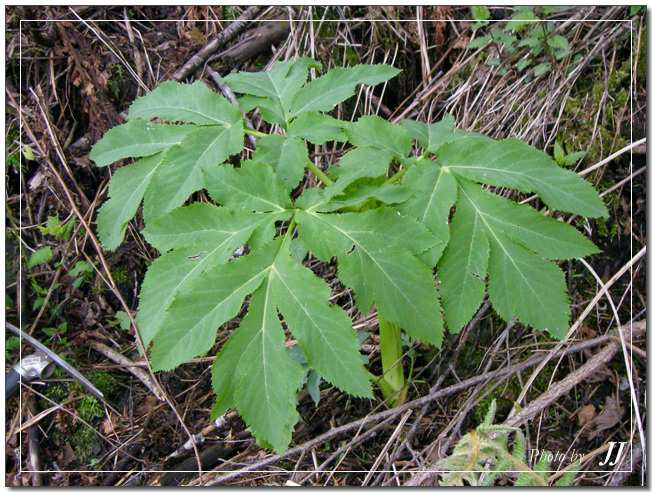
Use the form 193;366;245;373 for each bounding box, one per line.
437;400;578;487
554;462;580;486
513;429;526;461
482;399;498;426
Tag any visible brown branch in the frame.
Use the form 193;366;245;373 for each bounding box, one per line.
84;339;165;401
171;6;263;81
504;320;646;428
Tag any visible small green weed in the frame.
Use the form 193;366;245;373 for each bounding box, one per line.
469;6;575;78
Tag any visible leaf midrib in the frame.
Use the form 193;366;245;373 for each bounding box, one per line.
271;263;358;383
135;107;235;127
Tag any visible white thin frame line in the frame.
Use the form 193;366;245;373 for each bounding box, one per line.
13;12;639;477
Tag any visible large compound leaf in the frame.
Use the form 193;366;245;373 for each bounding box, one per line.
288;112;347;144
459;180;601;260
397;161;458;267
322;147;395;199
401;115;493;155
224;58;321;126
96;153;163;250
438;176;598;335
155;238;370;453
239;95;286;127
89;120;196;167
316;181;413;213
128;80;243;126
401;115;455;153
140;124;243;223
486;230;570;339
296;146;396;213
150;239;279;370
142;202;271;253
289;64;400;117
252;134;309;191
156;238;370;389
439;138;608;218
93;81;245;232
223;58;318;103
343;115;412;160
296;209;444;346
270;251;372;398
90;67;608;459
437;187;490;334
213;278;304;453
136;203;266;347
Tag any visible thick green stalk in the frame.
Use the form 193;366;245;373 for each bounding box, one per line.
377;314;408;407
243;127;334;187
306;160;334;186
243;127;267;139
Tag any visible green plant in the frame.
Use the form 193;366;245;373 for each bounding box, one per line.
68;260;95;289
469;6;573;77
42;321;67;345
27;246;53;269
553;141;586;168
5;335;20;359
630;5;646;16
437;400;580;486
38;215;76;241
90;58;606;454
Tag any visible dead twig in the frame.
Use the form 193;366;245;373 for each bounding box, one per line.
84;339;165;400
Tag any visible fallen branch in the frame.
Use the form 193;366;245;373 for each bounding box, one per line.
218;20;290;67
505;320;645;428
85;339;165;401
171;6;262;81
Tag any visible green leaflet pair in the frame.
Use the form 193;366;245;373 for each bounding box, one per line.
90;58;606;453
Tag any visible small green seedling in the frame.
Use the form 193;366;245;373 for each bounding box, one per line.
469;6;574;77
91;58;606;454
39;215;76;242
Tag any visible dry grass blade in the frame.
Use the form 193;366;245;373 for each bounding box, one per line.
360;409;413;485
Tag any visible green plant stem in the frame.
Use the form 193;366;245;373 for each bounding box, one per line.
377;314;408;407
242;127;334;187
281;217;297;246
306;160;334;187
383;168;407;186
382;154;425;187
243;127;267;139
